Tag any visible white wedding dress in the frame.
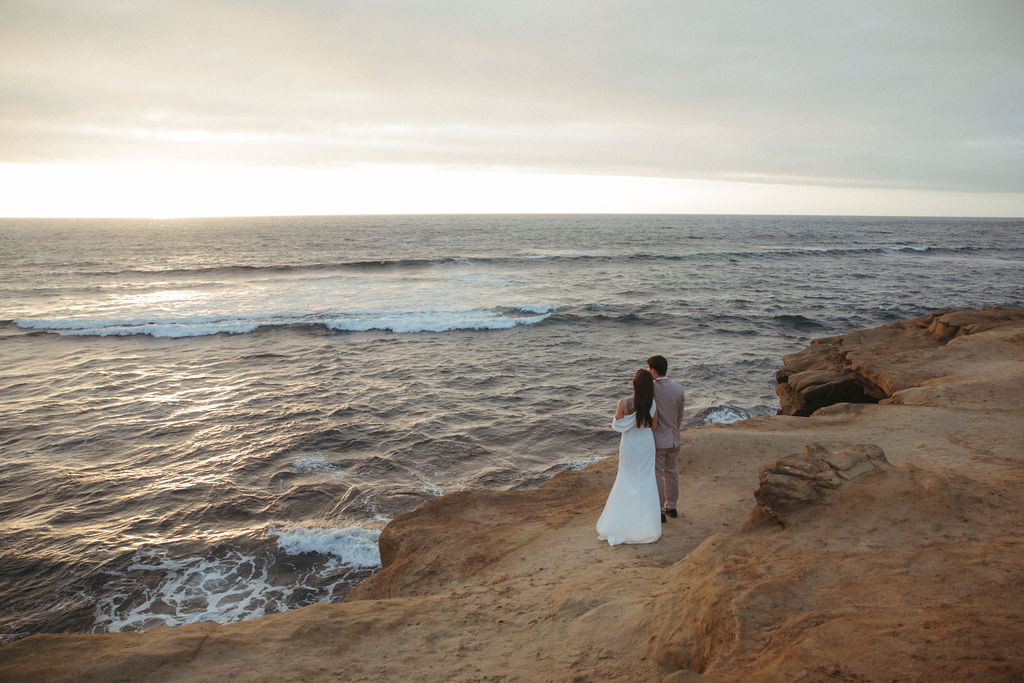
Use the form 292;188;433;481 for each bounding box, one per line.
596;399;662;546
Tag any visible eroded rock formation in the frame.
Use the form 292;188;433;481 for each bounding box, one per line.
751;441;890;525
774;338;888;416
775;306;1024;415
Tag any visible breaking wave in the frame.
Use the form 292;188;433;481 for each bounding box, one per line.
92;525;381;633
14;306;556;338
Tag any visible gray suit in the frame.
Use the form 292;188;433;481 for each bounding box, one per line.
652;376;685;511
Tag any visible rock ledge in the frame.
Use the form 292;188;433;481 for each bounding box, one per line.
775;306;1024;415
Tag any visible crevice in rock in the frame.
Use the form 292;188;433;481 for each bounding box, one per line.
775;347;889;417
769;307;1024;416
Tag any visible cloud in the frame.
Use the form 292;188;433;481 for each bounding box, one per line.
1;0;1022;195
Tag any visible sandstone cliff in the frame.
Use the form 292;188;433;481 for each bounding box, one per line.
2;307;1023;681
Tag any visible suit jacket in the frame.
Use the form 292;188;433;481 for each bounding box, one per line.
652;377;685;449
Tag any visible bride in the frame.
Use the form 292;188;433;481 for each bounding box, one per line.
596;368;662;546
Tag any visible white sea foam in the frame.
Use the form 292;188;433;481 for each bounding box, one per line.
271;525;381;568
93;525;382;633
524;250;594;259
419;481;445;497
292;454;340;474
701;406;752;425
14;316;264;338
324;308;553;334
15;306;555;337
13;252;560;338
505;303;556;315
566;455;604;470
94;548;277;632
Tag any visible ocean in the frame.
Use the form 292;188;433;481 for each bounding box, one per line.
1;214;1021;642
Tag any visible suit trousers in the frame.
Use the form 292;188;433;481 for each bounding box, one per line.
655;446;679;511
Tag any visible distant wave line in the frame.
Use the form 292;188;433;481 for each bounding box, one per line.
60;245;987;279
9;304;854;339
13;306;557;338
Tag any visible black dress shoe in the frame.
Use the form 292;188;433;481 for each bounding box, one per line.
666;509;678;518
660;512;667;523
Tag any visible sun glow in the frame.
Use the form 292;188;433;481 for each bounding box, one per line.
1;162;1022;218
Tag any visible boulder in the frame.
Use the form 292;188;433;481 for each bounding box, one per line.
752;442;890;525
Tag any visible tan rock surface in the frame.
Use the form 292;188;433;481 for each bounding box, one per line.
775;306;1024;415
2;307;1023;681
750;441;892;525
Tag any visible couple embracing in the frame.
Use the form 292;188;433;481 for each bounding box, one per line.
596;355;686;546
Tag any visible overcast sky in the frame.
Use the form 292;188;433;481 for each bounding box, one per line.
1;0;1022;216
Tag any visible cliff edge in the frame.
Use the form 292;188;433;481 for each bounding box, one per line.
2;307;1023;681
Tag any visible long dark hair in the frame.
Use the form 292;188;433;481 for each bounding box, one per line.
632;368;655;428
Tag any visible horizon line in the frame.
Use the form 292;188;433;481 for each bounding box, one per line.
2;211;1022;221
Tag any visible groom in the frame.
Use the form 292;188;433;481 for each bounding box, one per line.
647;355;685;522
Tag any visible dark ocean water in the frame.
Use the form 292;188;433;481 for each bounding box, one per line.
1;214;1021;642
